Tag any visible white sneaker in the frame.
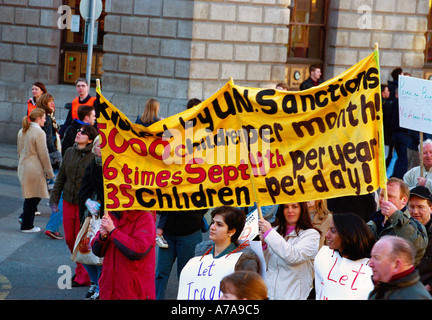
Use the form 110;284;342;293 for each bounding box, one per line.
21;227;41;233
156;235;169;248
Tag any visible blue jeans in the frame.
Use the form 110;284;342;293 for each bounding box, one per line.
45;194;63;233
83;264;102;292
155;230;202;300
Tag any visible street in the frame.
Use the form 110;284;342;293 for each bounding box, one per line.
0;168;89;299
0;167;181;300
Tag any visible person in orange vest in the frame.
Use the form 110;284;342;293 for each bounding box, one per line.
59;78;96;138
27;82;47;116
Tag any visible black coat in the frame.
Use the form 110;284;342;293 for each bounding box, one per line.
299;77;323;91
78;159;104;224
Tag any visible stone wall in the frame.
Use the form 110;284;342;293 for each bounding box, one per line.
187;0;290;99
0;0;62;84
101;0;290;114
2;0;431;144
325;0;429;84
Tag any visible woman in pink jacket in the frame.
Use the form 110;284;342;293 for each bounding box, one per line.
92;210;156;300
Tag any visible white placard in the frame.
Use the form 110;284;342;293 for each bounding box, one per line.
177;252;241;300
238;209;259;241
398;75;432;134
71;15;80;32
314;246;373;300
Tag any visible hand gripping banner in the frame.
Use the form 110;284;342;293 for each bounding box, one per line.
96;51;386;211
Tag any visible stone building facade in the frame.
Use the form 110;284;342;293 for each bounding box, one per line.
324;0;429;84
0;0;431;144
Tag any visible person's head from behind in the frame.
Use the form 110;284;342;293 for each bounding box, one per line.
23;108;46;132
209;206;246;245
391;68;403;82
369;236;415;283
77;105;96;125
325;213;375;260
306;199;330;216
275;82;289;91
186;98;201;109
92;135;102;158
219;271;268;300
140;98;160;124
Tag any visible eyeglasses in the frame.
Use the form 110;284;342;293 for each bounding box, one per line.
78;129;89;136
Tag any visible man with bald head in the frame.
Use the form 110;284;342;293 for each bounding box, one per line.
368;236;431;299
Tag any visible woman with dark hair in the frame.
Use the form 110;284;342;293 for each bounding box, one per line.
49;124;98;287
314;213;375;300
259;202;320;299
194;206;260;272
178;206;260;300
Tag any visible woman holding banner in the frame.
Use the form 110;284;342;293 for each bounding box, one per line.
314;213;375;300
177;206;261;300
92;209;156;300
49;124;98;287
259;202;320;300
194;206;261;271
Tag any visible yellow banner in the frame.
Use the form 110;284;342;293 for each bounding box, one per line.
97;51;386;211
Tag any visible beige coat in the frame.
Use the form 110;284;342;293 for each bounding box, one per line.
17;123;54;199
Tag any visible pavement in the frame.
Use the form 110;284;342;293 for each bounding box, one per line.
0;143;182;300
0;143;18;171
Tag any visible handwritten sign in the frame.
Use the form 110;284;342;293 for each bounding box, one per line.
177;252;242;300
238;209;259;241
398;75;432;135
314;246;373;300
96;51;386;211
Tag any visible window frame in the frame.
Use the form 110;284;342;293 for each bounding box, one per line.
287;0;330;64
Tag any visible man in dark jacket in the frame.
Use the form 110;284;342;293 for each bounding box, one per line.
407;186;432;292
368;236;431;299
367;177;428;266
299;65;323;90
61;104;96;156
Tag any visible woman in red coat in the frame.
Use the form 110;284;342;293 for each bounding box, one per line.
92;210;156;300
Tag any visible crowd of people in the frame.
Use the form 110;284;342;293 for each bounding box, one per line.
14;71;432;301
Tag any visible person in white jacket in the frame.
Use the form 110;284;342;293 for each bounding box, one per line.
259;202;320;299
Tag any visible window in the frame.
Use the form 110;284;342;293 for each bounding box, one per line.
60;0;106;84
287;0;329;61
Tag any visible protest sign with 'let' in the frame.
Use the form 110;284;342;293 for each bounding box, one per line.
314;246;373;300
177;252;242;300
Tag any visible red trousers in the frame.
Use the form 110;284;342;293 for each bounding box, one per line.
63;200;90;286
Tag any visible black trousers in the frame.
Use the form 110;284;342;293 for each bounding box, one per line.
20;197;41;230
